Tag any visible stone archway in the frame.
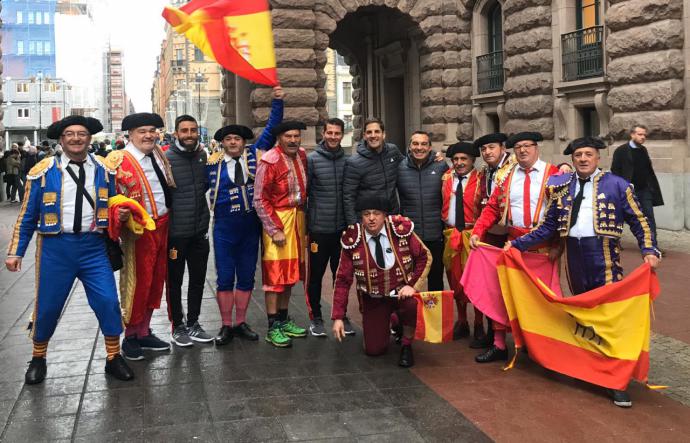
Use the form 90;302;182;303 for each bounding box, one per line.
221;0;476;148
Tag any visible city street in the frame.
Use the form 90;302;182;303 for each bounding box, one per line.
0;202;689;442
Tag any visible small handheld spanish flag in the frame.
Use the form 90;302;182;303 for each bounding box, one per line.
162;0;279;86
413;291;455;344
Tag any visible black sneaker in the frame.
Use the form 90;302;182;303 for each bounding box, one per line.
138;331;171;351
25;357;47;385
342;317;356;336
122;336;144;361
233;322;259;341
309;318;327;337
105;355;135;381
398;345;414;368
475;345;508;363
453;321;470;340
610;389;632;408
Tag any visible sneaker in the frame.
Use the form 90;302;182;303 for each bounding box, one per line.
610;389;632;408
342;317;356;336
171;324;193;347
309;318;327;337
187;322;214;343
138;331;171;351
281;318;307;338
122;336;144;361
265;322;292;347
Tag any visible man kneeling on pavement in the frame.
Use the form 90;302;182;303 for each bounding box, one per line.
331;196;431;367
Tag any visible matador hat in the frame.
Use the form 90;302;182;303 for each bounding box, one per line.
214;125;254;142
473;132;508;149
506;132;543;149
355;195;391;213
563;136;607;155
446;141;479;158
121;112;165;131
46;116;103;139
270;121;307;137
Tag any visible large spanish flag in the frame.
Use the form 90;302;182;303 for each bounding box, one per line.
498;248;659;390
414;291;455;343
261;208;306;287
163;0;278;86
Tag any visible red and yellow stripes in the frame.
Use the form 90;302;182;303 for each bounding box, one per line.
414;291;455;344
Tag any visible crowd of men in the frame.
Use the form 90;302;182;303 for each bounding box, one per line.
4;85;663;409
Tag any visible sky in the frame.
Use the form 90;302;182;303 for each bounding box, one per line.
89;0;170;112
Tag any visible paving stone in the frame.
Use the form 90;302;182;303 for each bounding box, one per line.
75;407;145;436
280;412;351;440
143;401;213;427
2;415;76;441
214;417;288;443
143;423;220;443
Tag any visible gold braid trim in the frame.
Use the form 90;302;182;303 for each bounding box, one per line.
154;145;177;188
119;230;138;325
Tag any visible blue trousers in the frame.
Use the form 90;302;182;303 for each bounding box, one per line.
213;212;261;291
33;233;123;342
565;236;623;295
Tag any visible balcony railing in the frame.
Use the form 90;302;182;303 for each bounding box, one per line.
477;51;504;94
561;26;604;82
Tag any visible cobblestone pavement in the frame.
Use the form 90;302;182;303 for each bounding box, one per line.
0;202;689;442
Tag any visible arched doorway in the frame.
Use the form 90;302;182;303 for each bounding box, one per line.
328;6;423;150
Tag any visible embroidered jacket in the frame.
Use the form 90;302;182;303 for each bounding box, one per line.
253;145;308;236
331;215;432;320
7;154;116;257
441;168;481;227
512;171;660;256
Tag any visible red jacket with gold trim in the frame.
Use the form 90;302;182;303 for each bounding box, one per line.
331;215;431;320
441;168;481;228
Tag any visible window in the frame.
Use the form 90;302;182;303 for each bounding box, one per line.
194;47;204;61
44;12;50;25
343;115;353;131
44;82;58;93
577;0;599;29
36;42;44;55
16;11;23;24
578;107;599;137
44;42;51;54
28;12;34;25
29;41;36;55
487;3;503;53
16;83;29;93
18;108;30;118
36;12;42;25
336;53;347;66
176;49;184;61
342;82;352;105
17;41;24;55
487;113;500;133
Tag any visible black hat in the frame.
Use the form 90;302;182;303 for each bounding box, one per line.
506;132;543;149
270;121;307;137
121;112;164;131
213;125;254;142
473;133;507;149
446;141;479;158
355;195;391;213
46;115;103;139
563;137;607;155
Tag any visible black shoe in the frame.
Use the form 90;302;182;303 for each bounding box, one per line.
469;327;491;349
609;389;632;408
25;357;47;385
475;345;508;363
398;345;414;368
391;324;403;345
453;321;470;340
105;355;135;381
233;322;259;341
215;326;234;346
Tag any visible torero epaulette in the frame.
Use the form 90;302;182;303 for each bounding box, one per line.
388;215;414;238
27;157;54;180
546;171;573;200
207;150;223;165
340;224;362;249
104;150;125;171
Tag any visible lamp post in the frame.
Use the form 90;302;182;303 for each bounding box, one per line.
37;71;43;140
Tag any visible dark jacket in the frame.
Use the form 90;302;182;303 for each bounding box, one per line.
610;142;664;206
397;153;449;242
307;141;347;234
166;141;210;238
343;141;403;225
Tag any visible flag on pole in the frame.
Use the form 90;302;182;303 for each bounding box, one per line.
162;0;279;86
497;248;659;390
413;291;455;343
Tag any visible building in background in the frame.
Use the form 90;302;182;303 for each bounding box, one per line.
103;48;129;133
324;49;354;147
2;0;57;78
151;0;222;143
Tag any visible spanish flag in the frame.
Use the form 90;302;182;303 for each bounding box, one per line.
498;248;659;390
414;291;455;343
163;0;278;86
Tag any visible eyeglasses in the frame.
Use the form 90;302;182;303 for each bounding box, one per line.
513;143;536;150
62;131;89;138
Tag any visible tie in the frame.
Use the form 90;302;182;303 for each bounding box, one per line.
570;177;591;228
146;152;171;208
233;157;244;186
372;234;386;268
70;160;86;233
487;168;496;196
455;175;466;231
522;168;533;227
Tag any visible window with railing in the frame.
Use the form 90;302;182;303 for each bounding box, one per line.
561;26;604;81
477;51;504;94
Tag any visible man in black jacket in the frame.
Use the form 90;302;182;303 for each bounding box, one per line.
166;115;213;347
397;131;448;291
342;119;404;225
611;124;664;238
306;118;355;337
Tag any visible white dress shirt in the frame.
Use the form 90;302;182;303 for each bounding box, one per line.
446;173;468;227
568;169;600;239
509;159;548;228
125;143;168;217
365;228;395;270
61;155;96;233
224;153;248;184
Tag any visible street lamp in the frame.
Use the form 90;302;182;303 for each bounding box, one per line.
194;72;205;121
